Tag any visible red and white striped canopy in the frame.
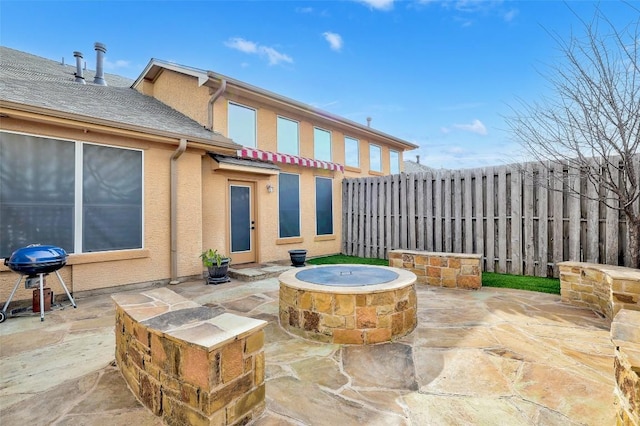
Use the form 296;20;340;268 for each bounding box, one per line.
238;147;344;173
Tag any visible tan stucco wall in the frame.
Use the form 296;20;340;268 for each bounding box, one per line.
136;69;410;265
0;119;206;303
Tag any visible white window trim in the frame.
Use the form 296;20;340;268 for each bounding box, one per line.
390;149;400;174
369;143;382;172
315;176;333;236
344;136;360;168
278;172;301;238
313;126;332;162
228;101;257;148
1;130;145;254
277;115;300;156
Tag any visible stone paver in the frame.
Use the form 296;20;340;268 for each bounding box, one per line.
0;278;616;425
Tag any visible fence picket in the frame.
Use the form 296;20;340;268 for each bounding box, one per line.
416;174;425;250
538;164;549;277
523;163;535;276
485;167;495;272
464;169;473;254
342;154;637;276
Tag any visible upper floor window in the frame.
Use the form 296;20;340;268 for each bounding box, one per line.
277;116;299;156
369;144;382;172
390;150;400;174
344;136;359;168
228;102;256;147
314;127;332;162
0;131;143;256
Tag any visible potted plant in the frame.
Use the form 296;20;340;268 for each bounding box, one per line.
200;249;231;284
288;249;307;267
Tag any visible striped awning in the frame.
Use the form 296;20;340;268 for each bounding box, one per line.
238;147;344;172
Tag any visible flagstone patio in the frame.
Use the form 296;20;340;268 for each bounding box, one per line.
0;277;615;425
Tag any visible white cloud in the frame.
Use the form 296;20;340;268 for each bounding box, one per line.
322;32;343;51
503;8;518;22
224;37;292;66
260;46;293;65
456;119;487;135
356;0;394;11
442;119;488;135
224;38;258;54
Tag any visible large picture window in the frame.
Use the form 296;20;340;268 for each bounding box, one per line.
278;173;300;238
315;177;333;236
228;102;256;147
314;127;332;162
369;144;382;172
277;116;299;156
344;136;359;168
390;150;400;174
0;131;143;255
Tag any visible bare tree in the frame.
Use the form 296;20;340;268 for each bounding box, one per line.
506;4;640;268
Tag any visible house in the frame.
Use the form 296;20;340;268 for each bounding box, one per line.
404;155;436;174
0;44;416;303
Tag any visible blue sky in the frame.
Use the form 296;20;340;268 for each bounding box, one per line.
1;0;636;169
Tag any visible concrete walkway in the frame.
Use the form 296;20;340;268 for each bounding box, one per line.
0;278;615;425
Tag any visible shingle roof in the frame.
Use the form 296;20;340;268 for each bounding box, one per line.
404;160;437;174
0;46;237;147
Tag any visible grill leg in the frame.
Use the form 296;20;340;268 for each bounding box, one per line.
39;273;45;322
1;275;24;320
54;270;76;308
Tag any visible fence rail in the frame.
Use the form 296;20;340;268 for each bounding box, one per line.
342;158;639;277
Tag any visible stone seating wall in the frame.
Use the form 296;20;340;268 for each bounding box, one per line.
611;309;640;426
558;262;640;320
558;262;640;425
389;250;482;290
112;288;267;426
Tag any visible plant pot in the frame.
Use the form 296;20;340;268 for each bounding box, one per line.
206;258;231;284
288;249;307;268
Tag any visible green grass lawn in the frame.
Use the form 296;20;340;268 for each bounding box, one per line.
307;254;561;294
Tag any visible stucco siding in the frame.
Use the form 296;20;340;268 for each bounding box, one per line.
0;118;205;301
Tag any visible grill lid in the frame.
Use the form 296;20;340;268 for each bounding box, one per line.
4;244;68;276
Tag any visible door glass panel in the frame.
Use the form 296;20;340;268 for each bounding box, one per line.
231;185;251;252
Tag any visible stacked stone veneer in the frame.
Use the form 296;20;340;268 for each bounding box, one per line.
559;262;640;321
279;267;417;344
611;309;640;426
112;288;267;426
389;250;482;290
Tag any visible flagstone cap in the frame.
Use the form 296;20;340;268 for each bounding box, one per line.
112;287;266;350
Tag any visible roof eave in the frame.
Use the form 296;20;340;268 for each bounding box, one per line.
134;60;418;151
0;100;241;152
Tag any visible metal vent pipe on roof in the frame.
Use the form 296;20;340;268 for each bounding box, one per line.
73;51;85;84
93;42;107;86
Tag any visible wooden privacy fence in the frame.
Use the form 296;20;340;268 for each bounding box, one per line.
342;159;639;277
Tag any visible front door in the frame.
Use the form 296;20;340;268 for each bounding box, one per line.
229;181;256;264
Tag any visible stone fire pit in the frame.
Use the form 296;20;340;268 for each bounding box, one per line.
279;265;417;344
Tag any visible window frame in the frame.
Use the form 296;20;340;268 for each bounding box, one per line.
369;143;382;172
278;172;301;238
0;130;144;255
344;136;360;168
227;101;257;148
313;127;332;162
315;176;333;236
277;115;299;156
390;149;400;174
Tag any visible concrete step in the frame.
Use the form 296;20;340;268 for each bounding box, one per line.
228;262;296;282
